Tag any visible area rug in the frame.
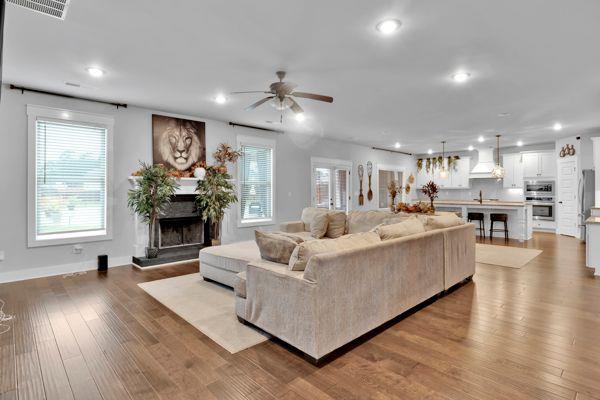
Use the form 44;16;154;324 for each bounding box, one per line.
476;243;542;268
138;273;269;353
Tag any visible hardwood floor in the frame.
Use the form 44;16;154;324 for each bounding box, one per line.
1;232;599;399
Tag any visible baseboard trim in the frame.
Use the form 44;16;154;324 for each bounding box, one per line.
0;256;132;284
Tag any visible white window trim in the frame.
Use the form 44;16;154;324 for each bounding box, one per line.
27;105;115;248
310;157;353;211
377;163;406;210
236;135;276;228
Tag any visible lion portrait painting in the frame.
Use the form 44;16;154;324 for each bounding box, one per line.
152;115;206;171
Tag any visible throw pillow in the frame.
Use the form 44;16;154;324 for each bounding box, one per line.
376;216;425;240
326;211;346;238
310;212;329;238
289;231;381;271
300;207;328;231
424;213;465;231
255;231;304;264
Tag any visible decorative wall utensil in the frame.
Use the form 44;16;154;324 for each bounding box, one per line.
405;184;411;194
358;164;364;206
367;161;373;201
408;173;415;184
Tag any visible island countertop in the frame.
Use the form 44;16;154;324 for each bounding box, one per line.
434;200;528;207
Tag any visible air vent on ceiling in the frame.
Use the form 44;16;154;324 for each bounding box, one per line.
7;0;70;20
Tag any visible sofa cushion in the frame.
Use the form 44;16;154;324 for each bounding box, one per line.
199;240;260;273
234;271;246;299
326;211;346;238
345;210;393;234
424;213;465;231
376;216;426;240
301;207;328;231
288;231;381;271
255;231;304;264
310;213;329;238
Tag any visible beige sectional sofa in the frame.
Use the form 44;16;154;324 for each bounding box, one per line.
202;207;476;363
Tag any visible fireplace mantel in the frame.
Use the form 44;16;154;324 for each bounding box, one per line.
128;176;199;195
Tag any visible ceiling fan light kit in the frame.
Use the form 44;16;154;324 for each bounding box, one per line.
231;71;333;123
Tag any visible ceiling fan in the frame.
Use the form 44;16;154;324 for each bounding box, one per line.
231;71;333;123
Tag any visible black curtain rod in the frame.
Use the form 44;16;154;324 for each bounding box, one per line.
372;146;413;156
9;84;128;108
228;121;283;134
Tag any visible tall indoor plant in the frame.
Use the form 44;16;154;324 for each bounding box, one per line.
128;162;179;258
195;143;241;245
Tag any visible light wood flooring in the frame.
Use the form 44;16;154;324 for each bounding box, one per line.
1;232;599;399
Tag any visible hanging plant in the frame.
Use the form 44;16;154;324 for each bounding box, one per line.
417;159;423;172
425;158;432;173
447;156;454;169
437;156;443;167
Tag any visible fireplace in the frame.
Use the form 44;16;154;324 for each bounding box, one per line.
153;195;205;249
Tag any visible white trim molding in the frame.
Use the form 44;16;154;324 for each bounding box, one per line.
27;105;115;248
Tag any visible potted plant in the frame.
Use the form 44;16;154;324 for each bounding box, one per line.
387;180;399;211
128;162;179;258
195;143;242;245
421;180;439;211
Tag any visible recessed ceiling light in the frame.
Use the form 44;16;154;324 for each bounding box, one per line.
61;112;70;119
295;113;306;122
478;136;485;143
498;112;511;117
214;94;227;104
516;140;524;147
427;149;433;155
451;71;471;83
394;142;401;149
468;145;474;151
86;67;105;77
553;122;563;131
376;19;401;35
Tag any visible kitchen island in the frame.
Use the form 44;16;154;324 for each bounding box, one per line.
434;200;533;242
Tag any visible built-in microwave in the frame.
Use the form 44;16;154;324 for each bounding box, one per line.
525;180;555;196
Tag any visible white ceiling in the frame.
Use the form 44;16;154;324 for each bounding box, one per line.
4;0;600;153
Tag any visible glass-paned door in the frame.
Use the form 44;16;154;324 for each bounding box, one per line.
312;165;350;211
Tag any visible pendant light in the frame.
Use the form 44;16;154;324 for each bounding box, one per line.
439;141;449;179
491;134;505;180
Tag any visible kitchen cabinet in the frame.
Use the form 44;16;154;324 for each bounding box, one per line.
502;153;523;188
522;151;556;178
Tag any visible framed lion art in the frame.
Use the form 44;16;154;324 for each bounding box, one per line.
152;114;206;171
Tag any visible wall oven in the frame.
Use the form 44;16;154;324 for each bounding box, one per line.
525;180;554;196
525;195;555;221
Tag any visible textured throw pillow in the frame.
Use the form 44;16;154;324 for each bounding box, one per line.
300;207;328;231
326;211;346;238
376;216;425;240
424;213;465;231
345;210;393;234
289;231;381;271
310;212;329;238
255;231;304;264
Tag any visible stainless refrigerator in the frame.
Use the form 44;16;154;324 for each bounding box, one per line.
579;169;595;241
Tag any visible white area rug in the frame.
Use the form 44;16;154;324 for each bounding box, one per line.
138;273;269;353
476;244;542;268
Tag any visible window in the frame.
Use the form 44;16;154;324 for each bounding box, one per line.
238;136;275;227
27;105;113;247
377;165;404;209
311;158;351;212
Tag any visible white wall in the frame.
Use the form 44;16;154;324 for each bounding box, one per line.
0;87;413;281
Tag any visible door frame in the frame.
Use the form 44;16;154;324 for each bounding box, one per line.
310;157;353;211
557;156;580;237
377;164;407;210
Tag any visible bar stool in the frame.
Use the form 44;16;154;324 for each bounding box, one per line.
467;212;485;238
490;213;509;241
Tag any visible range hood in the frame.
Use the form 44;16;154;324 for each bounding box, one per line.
469;148;497;179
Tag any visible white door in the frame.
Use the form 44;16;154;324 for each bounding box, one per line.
557;158;579;237
522;153;540;178
312;165;350;211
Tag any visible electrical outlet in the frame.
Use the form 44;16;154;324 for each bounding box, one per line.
0;250;4;261
72;245;83;254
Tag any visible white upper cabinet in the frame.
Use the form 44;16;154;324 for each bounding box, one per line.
502;153;523;188
450;158;470;188
522;151;556;178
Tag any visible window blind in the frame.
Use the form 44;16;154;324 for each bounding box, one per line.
239;144;273;222
314;167;331;209
334;169;348;211
35;119;107;238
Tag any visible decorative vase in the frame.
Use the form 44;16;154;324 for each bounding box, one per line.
146;247;159;259
194;167;206;180
211;220;222;246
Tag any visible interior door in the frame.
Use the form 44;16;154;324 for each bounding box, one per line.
312;165;350;211
557;158;579;237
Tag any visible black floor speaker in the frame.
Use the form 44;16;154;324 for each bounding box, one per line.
98;254;108;271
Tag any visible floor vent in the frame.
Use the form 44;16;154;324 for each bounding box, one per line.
7;0;70;20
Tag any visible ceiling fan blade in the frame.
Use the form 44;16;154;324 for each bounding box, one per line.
289;98;304;114
231;91;271;95
292;91;334;103
244;96;274;111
